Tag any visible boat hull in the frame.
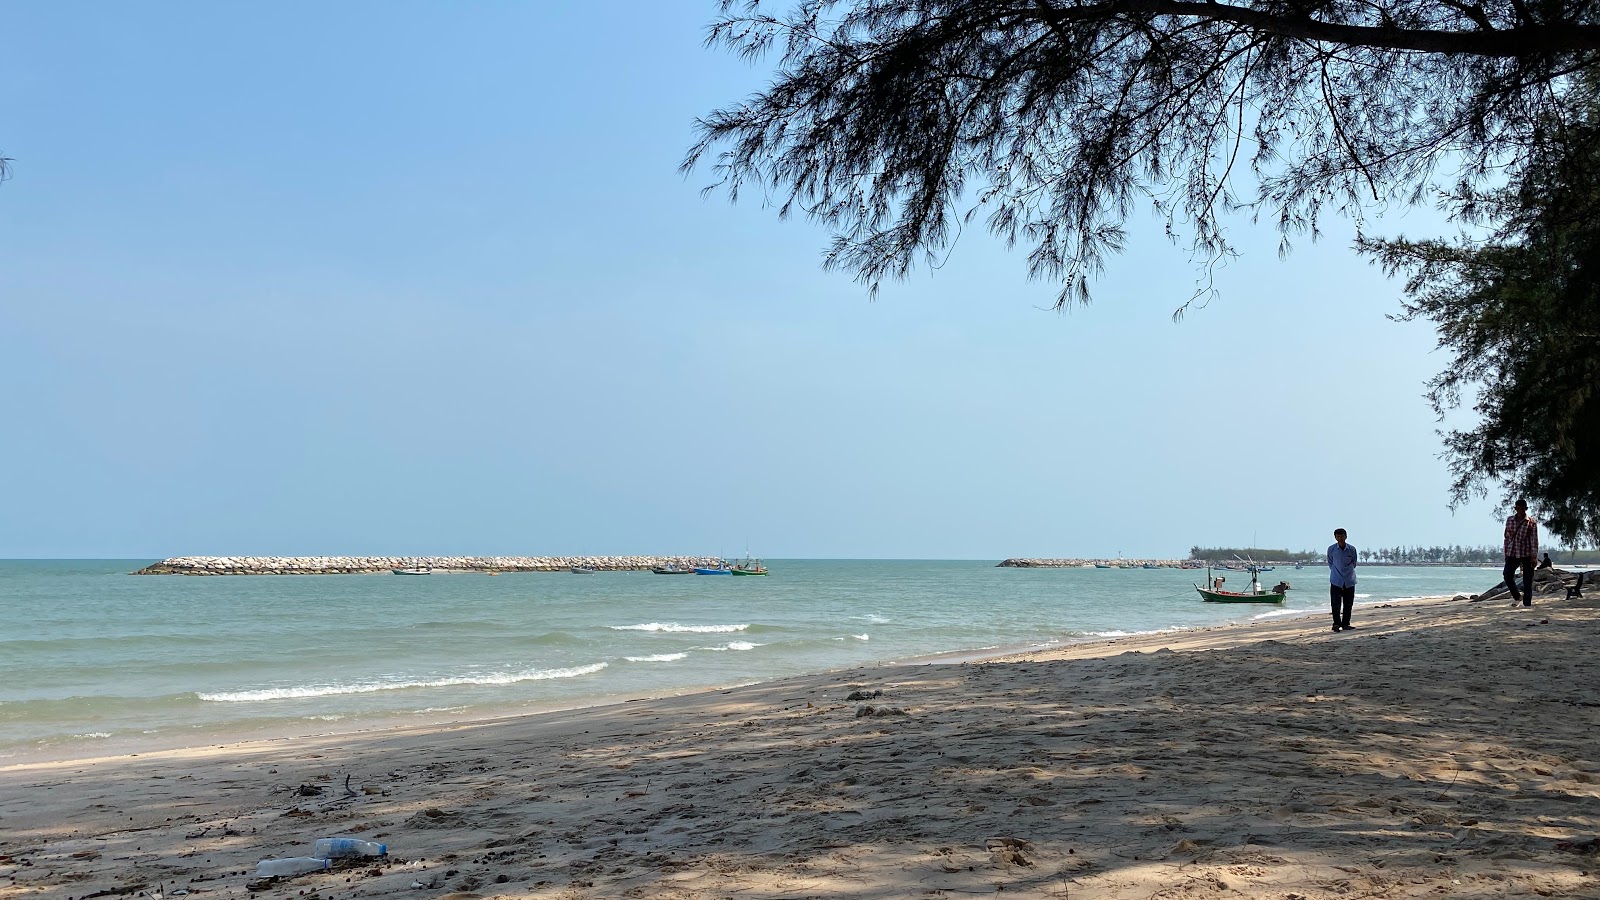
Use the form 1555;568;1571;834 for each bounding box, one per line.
1196;587;1284;603
730;569;767;576
651;567;692;575
694;567;732;575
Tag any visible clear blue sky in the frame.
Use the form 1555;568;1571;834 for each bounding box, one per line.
1;1;1506;559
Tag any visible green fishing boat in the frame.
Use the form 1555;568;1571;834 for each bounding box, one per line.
730;556;767;576
1196;564;1285;603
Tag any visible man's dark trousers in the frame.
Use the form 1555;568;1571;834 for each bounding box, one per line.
1504;556;1535;605
1329;584;1354;629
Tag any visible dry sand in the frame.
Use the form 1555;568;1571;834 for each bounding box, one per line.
3;593;1598;899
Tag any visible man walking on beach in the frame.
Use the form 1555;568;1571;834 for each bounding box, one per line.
1503;499;1539;607
1328;528;1357;632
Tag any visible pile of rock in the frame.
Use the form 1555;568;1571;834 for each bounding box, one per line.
1468;566;1589;602
131;556;726;575
996;558;1188;568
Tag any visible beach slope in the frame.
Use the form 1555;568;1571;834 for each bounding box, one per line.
3;594;1597;899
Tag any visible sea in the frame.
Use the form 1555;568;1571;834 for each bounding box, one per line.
0;560;1498;762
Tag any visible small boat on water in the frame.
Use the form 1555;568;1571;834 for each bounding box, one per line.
731;556;768;576
1196;564;1285;603
1093;563;1113;569
1141;563;1157;569
651;565;692;575
570;565;598;574
393;566;433;575
694;562;732;575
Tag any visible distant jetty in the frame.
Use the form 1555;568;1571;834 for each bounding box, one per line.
997;558;1190;568
132;556;725;575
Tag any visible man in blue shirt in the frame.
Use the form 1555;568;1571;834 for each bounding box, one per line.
1328;528;1358;632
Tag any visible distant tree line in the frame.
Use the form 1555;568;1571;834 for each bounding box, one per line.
1189;547;1321;564
1190;545;1600;564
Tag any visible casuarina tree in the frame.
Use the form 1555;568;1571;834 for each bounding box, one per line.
684;0;1600;310
685;0;1600;538
1361;76;1600;546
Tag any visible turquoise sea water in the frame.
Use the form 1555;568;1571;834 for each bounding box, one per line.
0;560;1495;760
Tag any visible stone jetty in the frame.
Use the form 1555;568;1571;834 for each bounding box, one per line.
996;558;1193;568
131;556;726;575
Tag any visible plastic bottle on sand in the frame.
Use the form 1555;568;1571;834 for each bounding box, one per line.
255;858;333;878
312;838;388;858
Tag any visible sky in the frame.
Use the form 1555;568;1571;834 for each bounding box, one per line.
0;1;1511;560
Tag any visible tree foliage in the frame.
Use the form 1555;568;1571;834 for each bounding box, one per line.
685;0;1600;309
1361;76;1600;545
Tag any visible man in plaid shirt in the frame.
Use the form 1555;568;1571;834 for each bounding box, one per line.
1503;499;1539;607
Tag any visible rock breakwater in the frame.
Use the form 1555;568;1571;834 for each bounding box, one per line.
132;556;726;575
997;558;1191;568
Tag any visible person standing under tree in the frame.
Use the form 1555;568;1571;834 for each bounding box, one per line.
1503;499;1539;607
1328;528;1358;632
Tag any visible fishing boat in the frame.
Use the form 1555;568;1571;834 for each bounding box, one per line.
731;557;768;576
392;566;432;575
694;562;732;575
1195;564;1285;603
570;565;598;574
1093;563;1113;569
651;565;692;575
1141;563;1158;569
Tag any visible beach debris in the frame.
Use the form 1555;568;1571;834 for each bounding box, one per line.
296;784;324;797
845;689;882;701
312;838;386;858
254;858;332;878
985;837;1034;868
855;704;908;718
342;775;357;798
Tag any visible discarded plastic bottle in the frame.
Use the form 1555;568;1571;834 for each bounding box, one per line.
312;838;388;859
255;857;333;878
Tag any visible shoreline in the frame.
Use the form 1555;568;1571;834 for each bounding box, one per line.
2;590;1465;769
4;590;1595;898
6;590;1596;899
1;593;1476;771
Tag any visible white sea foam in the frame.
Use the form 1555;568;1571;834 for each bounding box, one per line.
851;614;891;624
625;653;688;663
609;623;749;633
852;634;870;641
198;662;609;702
72;732;112;739
1252;608;1315;620
699;641;763;651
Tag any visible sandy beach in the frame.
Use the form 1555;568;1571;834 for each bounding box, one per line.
3;592;1597;900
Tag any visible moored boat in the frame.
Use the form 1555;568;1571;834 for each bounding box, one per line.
694;563;732;575
570;565;598;574
651;565;692;575
730;557;767;576
1196;564;1284;603
393;566;432;575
